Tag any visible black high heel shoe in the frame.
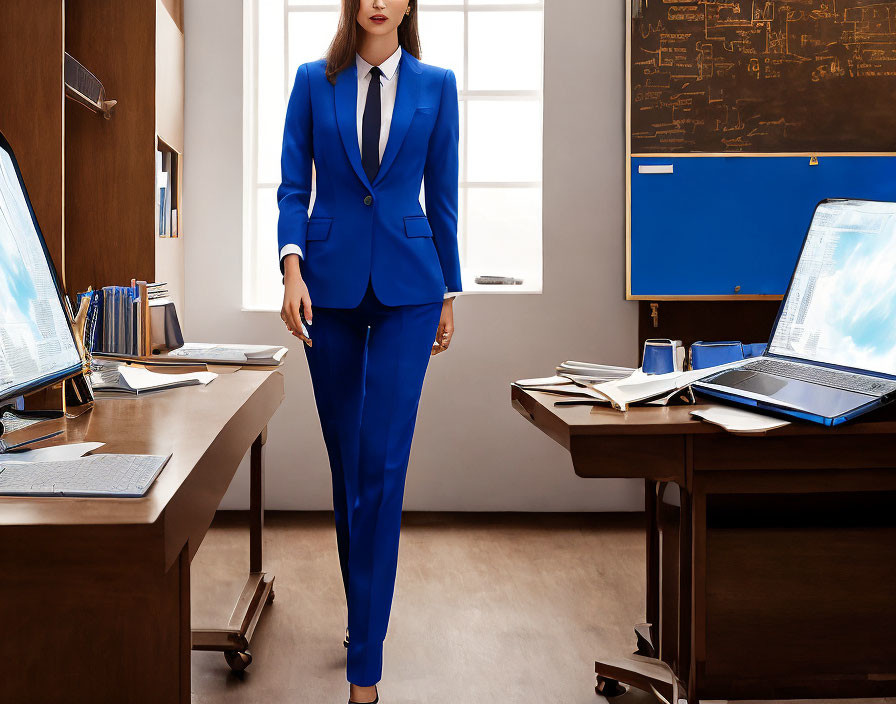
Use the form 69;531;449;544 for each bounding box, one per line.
348;684;378;704
343;627;349;648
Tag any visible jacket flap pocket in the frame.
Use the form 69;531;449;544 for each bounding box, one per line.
306;217;333;241
404;215;433;238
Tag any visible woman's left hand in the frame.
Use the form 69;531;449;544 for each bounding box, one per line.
431;297;455;355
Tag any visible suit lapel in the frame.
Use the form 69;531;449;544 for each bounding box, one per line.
373;50;422;187
334;61;373;192
334;51;422;192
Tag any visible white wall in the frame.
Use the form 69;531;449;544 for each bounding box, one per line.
183;0;641;511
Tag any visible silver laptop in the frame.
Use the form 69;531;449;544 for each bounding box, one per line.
693;199;896;426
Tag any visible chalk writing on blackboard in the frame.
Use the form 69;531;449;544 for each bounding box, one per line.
630;0;896;153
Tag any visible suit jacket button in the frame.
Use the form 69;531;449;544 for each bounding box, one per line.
363;195;373;206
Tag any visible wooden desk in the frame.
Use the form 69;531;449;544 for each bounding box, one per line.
0;368;284;703
511;385;896;703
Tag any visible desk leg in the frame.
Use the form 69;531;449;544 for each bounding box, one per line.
687;477;706;704
192;428;276;671
678;484;692;687
645;479;659;655
595;481;670;700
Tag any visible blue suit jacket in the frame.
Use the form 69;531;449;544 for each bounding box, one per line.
277;51;463;308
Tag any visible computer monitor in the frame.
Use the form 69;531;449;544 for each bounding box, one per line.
0;131;83;407
768;198;896;378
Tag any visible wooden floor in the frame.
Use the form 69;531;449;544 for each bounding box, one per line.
190;511;896;704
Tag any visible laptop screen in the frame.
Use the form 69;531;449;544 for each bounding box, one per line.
768;199;896;377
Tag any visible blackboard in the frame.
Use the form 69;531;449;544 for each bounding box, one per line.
630;0;896;153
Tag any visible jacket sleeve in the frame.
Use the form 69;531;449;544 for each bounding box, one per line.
277;63;313;276
423;68;463;294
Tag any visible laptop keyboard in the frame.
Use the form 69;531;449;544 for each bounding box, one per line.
742;358;896;397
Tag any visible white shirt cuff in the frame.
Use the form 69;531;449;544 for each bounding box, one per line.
444;291;461;299
280;244;304;263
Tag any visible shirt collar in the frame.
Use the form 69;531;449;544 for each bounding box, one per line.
356;44;402;82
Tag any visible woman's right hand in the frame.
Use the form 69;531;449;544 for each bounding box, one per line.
281;254;313;346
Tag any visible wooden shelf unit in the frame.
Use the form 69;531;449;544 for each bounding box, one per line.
64;0;185;318
0;0;185;408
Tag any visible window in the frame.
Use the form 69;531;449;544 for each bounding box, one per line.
243;0;544;309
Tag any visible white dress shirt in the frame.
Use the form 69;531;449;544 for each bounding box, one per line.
280;45;458;299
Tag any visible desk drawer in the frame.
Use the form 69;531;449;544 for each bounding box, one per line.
569;435;685;482
693;434;896;472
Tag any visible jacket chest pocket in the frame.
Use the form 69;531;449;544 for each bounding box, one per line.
306;217;333;241
404;215;433;238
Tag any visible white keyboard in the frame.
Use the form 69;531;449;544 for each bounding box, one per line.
0;453;171;497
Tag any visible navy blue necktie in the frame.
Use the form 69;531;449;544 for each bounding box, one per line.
361;66;383;184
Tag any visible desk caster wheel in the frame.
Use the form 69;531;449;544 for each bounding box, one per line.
595;675;626;698
224;649;252;672
266;588;275;604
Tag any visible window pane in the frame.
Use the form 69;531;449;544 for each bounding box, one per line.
469;0;541;4
417;11;465;88
465;186;542;283
257;0;286;183
287;11;339;78
418;0;463;6
466;100;541;182
468;10;542;91
251;187;282;307
456;187;467;267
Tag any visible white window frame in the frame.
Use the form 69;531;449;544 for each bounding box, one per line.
243;0;544;311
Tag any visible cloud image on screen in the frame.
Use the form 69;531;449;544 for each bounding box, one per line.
770;200;896;377
0;149;81;398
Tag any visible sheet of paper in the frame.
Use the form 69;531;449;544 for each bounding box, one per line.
528;384;608;399
558;361;634;372
690;406;790;433
1;441;105;463
118;366;217;390
590;361;745;411
514;375;573;388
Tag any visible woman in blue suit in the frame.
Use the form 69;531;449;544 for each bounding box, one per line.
277;1;461;701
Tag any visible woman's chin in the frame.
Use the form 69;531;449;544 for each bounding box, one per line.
358;20;396;35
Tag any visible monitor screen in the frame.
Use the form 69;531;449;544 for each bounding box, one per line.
768;199;896;377
0;138;83;405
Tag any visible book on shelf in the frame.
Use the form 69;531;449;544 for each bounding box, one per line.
76;280;160;357
155;150;177;237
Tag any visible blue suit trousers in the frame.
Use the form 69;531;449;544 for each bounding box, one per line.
303;280;442;686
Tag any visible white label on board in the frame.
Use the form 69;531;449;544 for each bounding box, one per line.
638;164;674;174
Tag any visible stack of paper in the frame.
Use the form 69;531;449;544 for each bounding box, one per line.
162;343;288;366
555;361;636;383
513;375;609;401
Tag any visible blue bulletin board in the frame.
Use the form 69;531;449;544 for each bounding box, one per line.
627;155;896;299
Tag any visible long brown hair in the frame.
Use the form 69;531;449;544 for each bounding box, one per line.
324;0;420;85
